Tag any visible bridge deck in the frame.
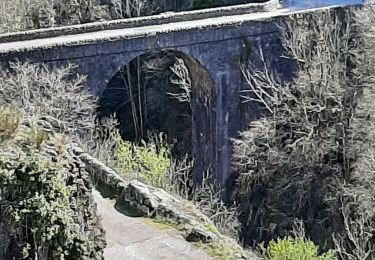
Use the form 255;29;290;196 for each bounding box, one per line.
0;6;340;55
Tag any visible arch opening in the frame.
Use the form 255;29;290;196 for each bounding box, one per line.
98;50;215;179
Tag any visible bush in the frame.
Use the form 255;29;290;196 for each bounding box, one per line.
232;7;372;250
0;105;22;141
93;117;242;238
0;63;106;259
54;0;108;26
264;237;334;260
0;108;105;259
332;6;375;260
114;132;171;188
2;152;77;259
0;62;97;140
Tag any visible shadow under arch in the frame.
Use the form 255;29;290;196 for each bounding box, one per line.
98;50;215;182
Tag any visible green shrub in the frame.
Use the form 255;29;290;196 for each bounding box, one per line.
0;85;105;258
0;137;105;259
114;132;171;188
24;124;49;148
264;236;334;260
0;106;22;141
1;153;74;259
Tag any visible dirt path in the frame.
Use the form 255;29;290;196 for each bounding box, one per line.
93;189;213;260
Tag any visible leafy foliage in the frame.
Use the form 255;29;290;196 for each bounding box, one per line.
0;109;105;259
1;152;75;259
264;237;334;260
0;105;22;141
0;63;106;259
114;132;171;187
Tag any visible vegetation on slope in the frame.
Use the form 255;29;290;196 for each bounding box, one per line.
1;1;374;260
0;110;105;259
0;63;105;259
114;132;171;187
233;6;375;259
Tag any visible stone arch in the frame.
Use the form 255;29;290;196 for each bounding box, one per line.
98;49;215;181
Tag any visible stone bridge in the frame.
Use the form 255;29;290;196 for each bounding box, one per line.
0;1;364;186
